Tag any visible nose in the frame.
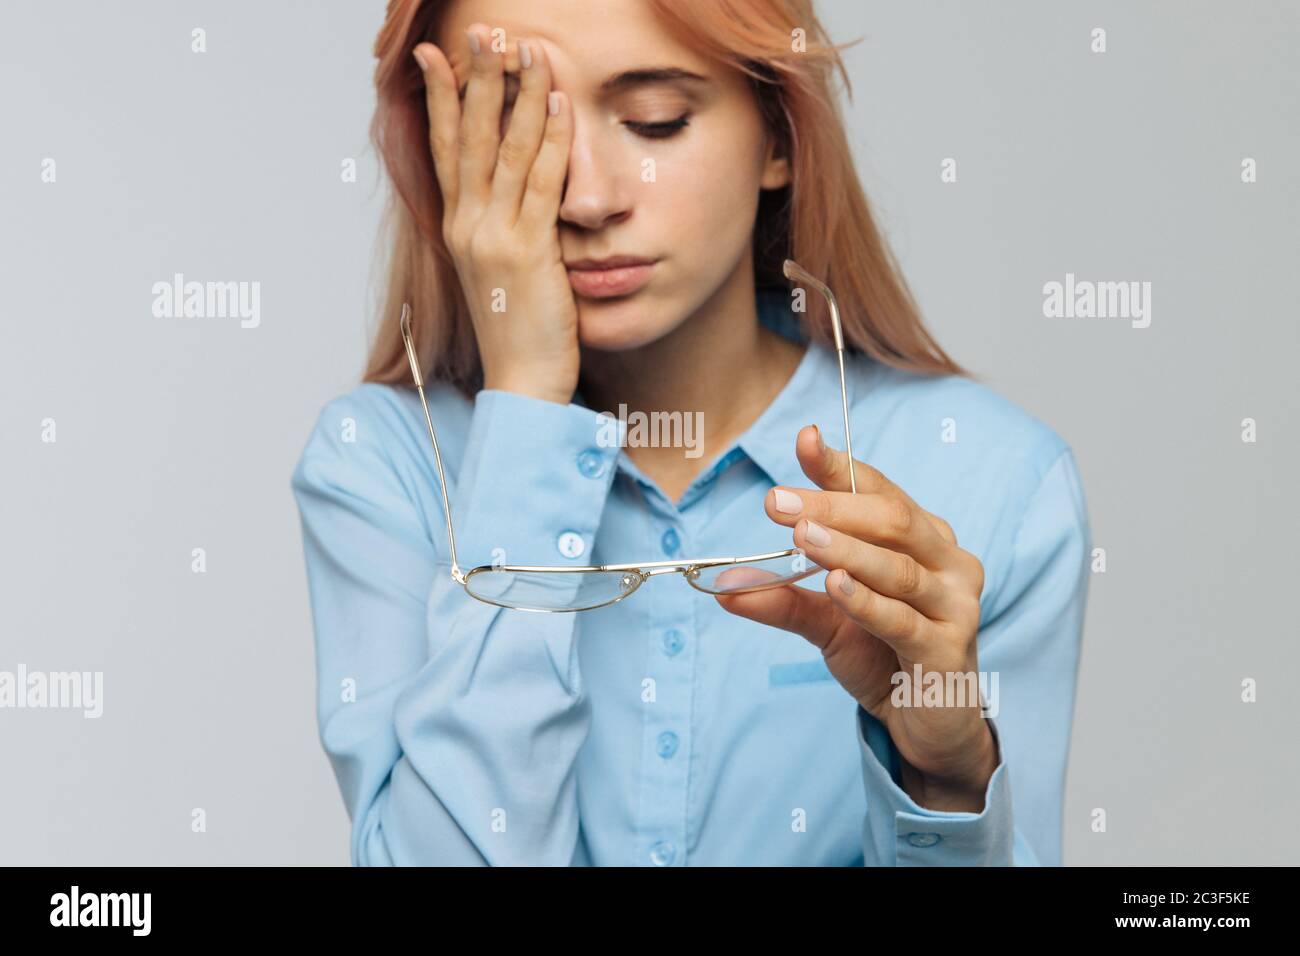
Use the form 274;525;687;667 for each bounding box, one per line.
558;112;632;231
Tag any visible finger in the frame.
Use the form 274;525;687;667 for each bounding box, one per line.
490;39;552;219
796;424;958;545
457;22;505;209
796;424;909;500
924;512;958;546
825;569;933;657
792;517;959;621
517;89;572;230
713;582;843;651
412;42;461;210
766;486;952;570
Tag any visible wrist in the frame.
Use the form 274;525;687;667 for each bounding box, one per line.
897;722;999;813
482;375;573;407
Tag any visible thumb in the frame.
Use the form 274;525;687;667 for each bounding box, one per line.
796;423;866;493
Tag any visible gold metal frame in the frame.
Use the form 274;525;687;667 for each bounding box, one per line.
399;258;856;613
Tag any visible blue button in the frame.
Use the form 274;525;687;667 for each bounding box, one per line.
649;840;676;866
576;448;606;479
556;530;585;559
906;832;942;848
660;528;680;555
656;731;679;759
661;629;685;657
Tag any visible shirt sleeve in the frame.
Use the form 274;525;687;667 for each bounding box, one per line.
855;445;1090;866
290;386;624;866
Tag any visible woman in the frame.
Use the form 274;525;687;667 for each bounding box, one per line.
291;0;1090;866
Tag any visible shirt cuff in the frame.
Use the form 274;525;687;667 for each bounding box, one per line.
857;706;1014;866
451;389;626;571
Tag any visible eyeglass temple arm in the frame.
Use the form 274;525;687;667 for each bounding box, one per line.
782;260;856;494
400;304;467;584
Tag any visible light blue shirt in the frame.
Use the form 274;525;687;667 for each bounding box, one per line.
290;290;1090;866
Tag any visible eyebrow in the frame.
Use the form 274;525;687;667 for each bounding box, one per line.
456;66;709;101
599;67;710;94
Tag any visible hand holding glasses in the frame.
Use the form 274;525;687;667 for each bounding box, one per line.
400;259;858;612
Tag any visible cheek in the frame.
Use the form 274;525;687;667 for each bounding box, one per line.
635;129;765;252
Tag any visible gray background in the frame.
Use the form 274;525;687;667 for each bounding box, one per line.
1;1;1295;865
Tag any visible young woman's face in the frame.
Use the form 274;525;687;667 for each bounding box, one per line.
436;0;790;351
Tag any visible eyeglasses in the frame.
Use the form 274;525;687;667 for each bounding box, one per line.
400;258;858;612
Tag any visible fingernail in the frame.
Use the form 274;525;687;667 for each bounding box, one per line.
548;91;561;115
519;41;532;69
802;519;831;548
466;29;481;55
837;571;855;595
813;424;825;452
412;47;428;71
772;488;802;514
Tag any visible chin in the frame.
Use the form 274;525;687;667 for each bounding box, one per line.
574;295;681;352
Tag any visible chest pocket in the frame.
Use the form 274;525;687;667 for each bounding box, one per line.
768;658;834;687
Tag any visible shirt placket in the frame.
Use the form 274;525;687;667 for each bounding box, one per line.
630;448;745;866
636;494;693;867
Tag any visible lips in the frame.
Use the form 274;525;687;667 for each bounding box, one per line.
565;256;658;298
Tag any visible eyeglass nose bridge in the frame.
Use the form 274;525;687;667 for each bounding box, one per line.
642;564;692;578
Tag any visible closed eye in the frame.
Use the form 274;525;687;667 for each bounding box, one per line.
624;115;690;139
498;105;690;140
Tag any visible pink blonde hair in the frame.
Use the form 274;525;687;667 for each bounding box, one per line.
363;0;968;397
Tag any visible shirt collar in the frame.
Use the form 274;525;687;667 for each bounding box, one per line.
572;287;868;496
